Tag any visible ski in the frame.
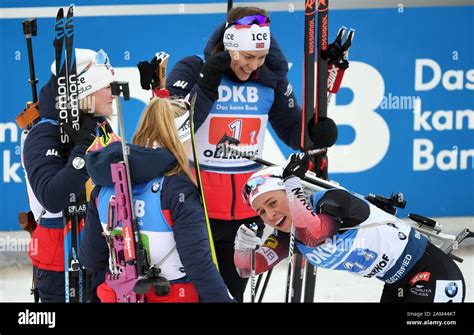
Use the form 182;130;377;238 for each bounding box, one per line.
300;0;331;303
55;5;88;303
287;0;321;303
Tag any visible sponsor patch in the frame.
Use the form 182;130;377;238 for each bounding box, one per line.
409;271;431;287
433;280;463;302
258;246;278;266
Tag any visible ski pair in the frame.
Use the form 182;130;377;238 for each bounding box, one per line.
54;5;91;302
289;0;355;303
286;0;330;304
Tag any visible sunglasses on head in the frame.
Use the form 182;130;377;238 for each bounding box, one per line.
242;174;279;206
227;14;270;29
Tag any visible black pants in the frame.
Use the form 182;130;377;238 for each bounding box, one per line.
34;266;65;303
210;217;262;302
33;266;105;303
380;242;466;302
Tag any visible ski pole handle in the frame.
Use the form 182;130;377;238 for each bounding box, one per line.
111;81;130;101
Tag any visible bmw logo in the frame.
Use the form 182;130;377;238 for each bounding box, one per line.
343;262;353;270
398;232;407;240
445;282;458;297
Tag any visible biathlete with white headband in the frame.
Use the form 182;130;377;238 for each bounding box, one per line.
79;97;234;303
234;153;466;302
138;6;338;302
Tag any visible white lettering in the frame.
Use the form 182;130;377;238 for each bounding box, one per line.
0;122;18;143
134;200;145;217
330;61;390;172
3;150;21;182
415;58;441;91
415;58;474;91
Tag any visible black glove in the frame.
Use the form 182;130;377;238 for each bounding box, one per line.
62;113;97;147
137;57;159;90
282;153;310;180
307;116;338;149
197;51;231;100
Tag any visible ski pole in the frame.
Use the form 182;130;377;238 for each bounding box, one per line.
219;142;337;191
189;93;220;270
257;268;273;303
284;223;297;302
248;222;258;303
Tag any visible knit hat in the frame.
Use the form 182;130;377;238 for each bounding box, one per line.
223;14;271;51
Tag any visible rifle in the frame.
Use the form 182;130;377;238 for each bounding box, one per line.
104;82;168;302
16;17;41;303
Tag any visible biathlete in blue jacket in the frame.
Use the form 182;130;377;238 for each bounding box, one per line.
138;6;338;302
80;97;234;302
234;154;466;302
24;48;116;302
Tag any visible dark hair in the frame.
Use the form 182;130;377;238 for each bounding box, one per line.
211;6;270;55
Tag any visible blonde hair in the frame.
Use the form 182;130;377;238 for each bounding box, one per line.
79;95;94;114
132;97;195;184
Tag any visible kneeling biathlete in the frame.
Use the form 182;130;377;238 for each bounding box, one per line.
234;154;466;302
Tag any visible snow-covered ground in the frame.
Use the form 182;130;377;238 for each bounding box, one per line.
1;217;473;302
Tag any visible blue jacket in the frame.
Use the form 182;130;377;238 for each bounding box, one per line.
23;74;90;215
80;142;233;302
166;22;302;150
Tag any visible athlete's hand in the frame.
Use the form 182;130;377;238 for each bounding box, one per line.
234;223;262;251
307;116;338;149
197;51;231;101
137;57;160;90
282;153;310;180
62;113;97;147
